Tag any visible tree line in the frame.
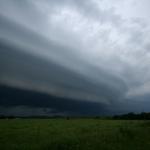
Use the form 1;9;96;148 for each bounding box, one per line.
113;112;150;120
0;112;150;119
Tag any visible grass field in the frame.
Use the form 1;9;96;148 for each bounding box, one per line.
0;119;150;150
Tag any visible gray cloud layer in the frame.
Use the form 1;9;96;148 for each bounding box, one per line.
0;0;150;114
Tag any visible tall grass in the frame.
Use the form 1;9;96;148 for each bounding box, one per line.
0;119;150;150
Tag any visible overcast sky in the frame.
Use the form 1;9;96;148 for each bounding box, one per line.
0;0;150;115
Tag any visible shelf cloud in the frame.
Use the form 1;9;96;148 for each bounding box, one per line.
0;0;150;115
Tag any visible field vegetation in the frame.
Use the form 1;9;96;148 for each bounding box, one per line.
0;119;150;150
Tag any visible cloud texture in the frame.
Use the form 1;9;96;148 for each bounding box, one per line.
0;0;150;115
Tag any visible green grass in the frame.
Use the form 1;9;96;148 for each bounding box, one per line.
0;119;150;150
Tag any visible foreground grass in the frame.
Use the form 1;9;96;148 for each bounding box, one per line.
0;119;150;150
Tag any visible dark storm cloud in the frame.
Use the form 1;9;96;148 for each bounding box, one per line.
0;13;127;104
0;0;150;115
0;84;112;116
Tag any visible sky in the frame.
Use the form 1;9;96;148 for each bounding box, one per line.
0;0;150;116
